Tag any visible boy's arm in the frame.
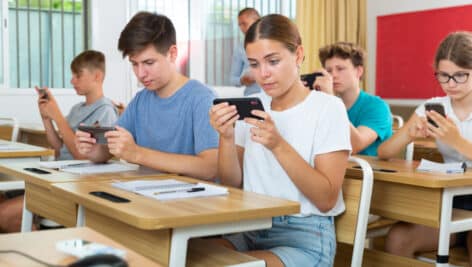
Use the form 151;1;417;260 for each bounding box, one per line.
105;126;218;180
349;124;379;154
41;117;63;157
52;113;87;159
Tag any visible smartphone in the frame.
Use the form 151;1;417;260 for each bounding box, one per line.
90;191;130;203
24;167;51;174
425;103;446;127
213;97;264;120
300;72;323;90
77;125;116;144
37;88;48;100
56;239;126;258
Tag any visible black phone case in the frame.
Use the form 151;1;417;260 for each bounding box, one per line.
300;72;323;90
24;167;51;174
89;191;130;203
213;97;264;120
78;126;116;144
425;103;445;127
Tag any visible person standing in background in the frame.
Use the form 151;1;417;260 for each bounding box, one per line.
229;7;261;96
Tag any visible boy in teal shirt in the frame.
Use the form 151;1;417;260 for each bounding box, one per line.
313;42;392;155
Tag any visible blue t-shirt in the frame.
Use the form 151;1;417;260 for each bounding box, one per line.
117;80;218;155
347;90;392;156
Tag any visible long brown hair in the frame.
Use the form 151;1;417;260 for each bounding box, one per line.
244;14;301;54
435;31;472;69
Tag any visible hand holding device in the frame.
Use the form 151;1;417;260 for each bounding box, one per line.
213;97;264;120
36;87;49;100
425;103;446;127
78;125;116;144
300;72;323;90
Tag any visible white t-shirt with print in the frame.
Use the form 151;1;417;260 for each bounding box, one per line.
415;96;472;166
235;91;352;216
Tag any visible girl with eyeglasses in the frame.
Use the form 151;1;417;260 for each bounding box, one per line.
209;14;351;267
378;31;472;264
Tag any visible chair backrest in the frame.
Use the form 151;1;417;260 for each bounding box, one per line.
391;114;414;161
335;156;373;267
0;117;19;142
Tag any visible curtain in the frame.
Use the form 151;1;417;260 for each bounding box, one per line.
295;0;367;89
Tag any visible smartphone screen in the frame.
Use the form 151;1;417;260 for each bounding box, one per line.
213;97;264;120
300;72;323;90
425;103;446;127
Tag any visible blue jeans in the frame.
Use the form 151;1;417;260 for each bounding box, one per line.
223;215;336;267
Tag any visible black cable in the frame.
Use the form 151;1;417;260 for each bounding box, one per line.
0;250;66;267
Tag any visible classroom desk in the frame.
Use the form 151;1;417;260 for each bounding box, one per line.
0;227;160;266
0;161;161;232
347;155;472;266
18;124;50;148
0;139;54;163
51;175;300;267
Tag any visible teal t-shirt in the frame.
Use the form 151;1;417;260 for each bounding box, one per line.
347;90;392;156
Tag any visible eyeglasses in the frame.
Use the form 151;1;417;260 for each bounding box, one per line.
434;72;470;84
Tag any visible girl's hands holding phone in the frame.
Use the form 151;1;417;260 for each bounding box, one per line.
426;110;461;147
209;102;239;139
245;110;283;151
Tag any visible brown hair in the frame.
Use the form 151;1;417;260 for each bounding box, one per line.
318;42;365;68
238;7;260;19
70;50;105;74
244;14;301;53
434;31;472;69
118;12;176;57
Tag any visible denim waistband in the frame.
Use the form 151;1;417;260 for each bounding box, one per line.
272;215;334;224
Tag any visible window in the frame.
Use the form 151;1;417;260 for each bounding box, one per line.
132;0;296;86
1;0;86;88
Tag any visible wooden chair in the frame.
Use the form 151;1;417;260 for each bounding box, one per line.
335;156;374;267
392;114;413;161
0;117;19;142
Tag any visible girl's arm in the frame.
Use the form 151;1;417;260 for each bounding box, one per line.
378;113;427;159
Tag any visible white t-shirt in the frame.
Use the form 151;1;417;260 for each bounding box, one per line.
415;96;472;166
235;91;352;216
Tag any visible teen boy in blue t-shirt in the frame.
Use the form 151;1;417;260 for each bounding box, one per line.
313;42;392;156
75;12;218;180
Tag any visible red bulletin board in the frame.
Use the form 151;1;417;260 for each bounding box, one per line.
376;5;472;99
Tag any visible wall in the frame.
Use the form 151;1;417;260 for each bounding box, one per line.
367;0;472;107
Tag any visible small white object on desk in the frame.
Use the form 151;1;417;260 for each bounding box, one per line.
417;159;467;174
39;160;139;174
112;179;229;200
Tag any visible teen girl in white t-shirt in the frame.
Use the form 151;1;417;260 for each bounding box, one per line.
209;14;351;267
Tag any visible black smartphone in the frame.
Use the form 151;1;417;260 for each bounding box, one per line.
24;167;51;174
37;88;48;100
425;103;446;127
300;72;323;90
213;97;264;120
77;125;116;144
89;191;130;203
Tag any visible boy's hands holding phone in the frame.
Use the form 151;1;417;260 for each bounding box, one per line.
312;69;334;94
35;86;60;120
104;126;139;162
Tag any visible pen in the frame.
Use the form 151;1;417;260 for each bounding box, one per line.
153;187;205;195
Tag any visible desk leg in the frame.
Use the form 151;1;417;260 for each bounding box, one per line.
437;187;472;267
169;218;271;267
20;193;33;232
76;205;85;227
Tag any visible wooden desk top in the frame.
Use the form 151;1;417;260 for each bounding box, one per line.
0;227;160;267
347;155;472;188
52;175;301;230
0;161;162;188
0;140;54;158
